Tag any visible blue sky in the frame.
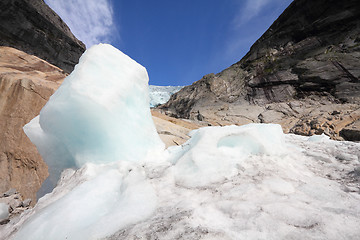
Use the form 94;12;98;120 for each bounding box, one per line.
45;0;293;86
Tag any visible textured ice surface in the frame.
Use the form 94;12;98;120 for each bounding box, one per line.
0;203;8;221
5;124;360;239
307;133;330;142
23;44;164;195
170;124;287;187
14;162;157;240
107;132;360;240
148;85;183;107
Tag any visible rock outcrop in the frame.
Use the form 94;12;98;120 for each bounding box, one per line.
0;46;66;202
160;0;360;141
0;0;85;73
151;109;203;148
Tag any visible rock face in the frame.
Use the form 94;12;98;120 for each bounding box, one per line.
160;0;360;140
151;109;203;148
0;0;85;73
0;46;65;202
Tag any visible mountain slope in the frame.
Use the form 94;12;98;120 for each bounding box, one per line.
160;0;360;140
0;0;85;73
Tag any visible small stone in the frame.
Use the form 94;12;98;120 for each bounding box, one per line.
0;219;10;225
2;188;17;197
21;199;32;208
315;128;324;135
196;111;204;121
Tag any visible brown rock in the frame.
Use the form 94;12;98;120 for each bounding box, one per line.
151;109;201;148
0;46;65;203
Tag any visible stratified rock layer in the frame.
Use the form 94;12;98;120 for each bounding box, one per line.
0;46;65;202
0;0;85;73
160;0;360;140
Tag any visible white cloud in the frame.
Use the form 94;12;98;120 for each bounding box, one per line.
233;0;271;28
45;0;118;48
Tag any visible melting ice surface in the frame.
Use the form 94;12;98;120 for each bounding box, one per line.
4;44;360;239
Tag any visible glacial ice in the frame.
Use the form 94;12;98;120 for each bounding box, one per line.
23;44;164;195
170;124;287;187
14;162;157;240
2;44;359;239
148;85;183;107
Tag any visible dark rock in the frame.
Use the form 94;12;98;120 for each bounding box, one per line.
2;188;17;197
0;0;85;73
196;110;204;121
340;120;360;141
0;219;10;225
21;199;32;208
161;0;360;114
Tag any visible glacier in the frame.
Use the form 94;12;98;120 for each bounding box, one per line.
148;85;183;108
1;44;360;239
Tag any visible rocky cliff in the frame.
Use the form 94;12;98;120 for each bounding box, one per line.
0;0;85;73
0;46;66;202
160;0;360;140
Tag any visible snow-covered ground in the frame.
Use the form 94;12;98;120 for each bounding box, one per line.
149;85;183;108
107;133;360;240
0;203;9;222
1;44;359;240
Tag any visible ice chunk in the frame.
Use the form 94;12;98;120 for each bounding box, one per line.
171;124;287;187
0;203;9;221
23;44;164;195
308;133;330;142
